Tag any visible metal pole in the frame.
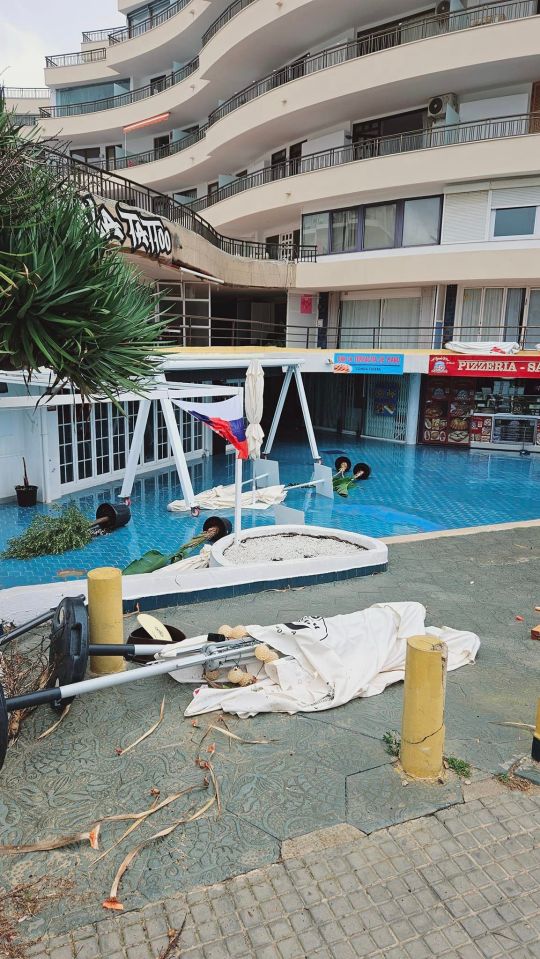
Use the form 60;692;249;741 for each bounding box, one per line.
119;397;151;499
262;365;293;457
5;643;260;711
293;365;321;463
234;456;243;545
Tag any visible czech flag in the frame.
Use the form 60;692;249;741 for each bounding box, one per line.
173;395;249;459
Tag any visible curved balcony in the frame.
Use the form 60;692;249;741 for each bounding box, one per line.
99;5;540;193
45;49;107;67
208;0;537;127
202;0;258;47
41;58;199;120
190;113;540;228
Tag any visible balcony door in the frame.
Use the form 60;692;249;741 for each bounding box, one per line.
353;109;427;158
340;295;422;349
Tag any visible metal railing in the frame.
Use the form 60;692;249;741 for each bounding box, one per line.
187;112;540;212
108;125;207;170
162;319;540;350
40;58;199;118
25;143;316;263
12;114;40;126
3;86;50;99
109;0;193;44
208;0;536;125
45;49;107;68
202;0;258;46
81;27;124;43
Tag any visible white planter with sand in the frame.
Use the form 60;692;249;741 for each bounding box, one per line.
210;524;387;575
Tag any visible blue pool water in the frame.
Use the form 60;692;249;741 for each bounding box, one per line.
1;435;539;589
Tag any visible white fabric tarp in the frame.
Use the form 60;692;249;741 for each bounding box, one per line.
167;483;287;512
444;341;520;355
160;602;480;718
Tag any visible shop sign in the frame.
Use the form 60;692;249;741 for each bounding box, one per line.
429;354;540;379
82;195;173;257
333;352;404;375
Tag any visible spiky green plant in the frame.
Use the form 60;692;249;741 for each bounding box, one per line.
0;97;165;399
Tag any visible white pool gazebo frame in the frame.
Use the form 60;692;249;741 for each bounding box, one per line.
118;359;323;542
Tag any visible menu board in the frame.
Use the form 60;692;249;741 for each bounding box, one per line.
470;415;493;444
422;381;474;446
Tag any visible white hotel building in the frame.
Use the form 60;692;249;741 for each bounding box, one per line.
4;0;540;500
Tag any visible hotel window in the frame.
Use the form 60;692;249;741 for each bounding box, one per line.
363;203;397;250
331;209;358;253
402;197;441;246
459;288;526;341
493;206;537;238
301;212;329;254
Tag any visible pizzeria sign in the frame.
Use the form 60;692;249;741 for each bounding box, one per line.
429;355;540;379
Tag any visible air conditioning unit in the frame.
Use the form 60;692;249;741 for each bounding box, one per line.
428;93;458;119
436;0;451;14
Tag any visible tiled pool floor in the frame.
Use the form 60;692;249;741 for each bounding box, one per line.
1;435;539;589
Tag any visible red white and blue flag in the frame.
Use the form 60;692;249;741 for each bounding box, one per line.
173;395;248;459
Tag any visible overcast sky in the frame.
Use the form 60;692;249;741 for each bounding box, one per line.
1;0;124;87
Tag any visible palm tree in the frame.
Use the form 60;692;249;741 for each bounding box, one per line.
0;97;165;399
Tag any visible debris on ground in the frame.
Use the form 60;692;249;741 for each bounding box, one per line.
0;877;73;959
496;761;532;792
115;697;165;756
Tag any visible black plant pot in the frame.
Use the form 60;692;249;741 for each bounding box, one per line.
15;485;38;507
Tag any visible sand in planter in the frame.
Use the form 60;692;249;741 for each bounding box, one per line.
223;532;365;566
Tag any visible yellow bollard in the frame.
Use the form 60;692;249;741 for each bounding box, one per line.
87;567;125;676
400;635;447;780
532;699;540;762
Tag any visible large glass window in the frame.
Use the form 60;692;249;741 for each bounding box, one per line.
363;204;396;250
57;80;130;108
331;209;358;253
493;207;536;237
402;197;441;246
302;213;329;254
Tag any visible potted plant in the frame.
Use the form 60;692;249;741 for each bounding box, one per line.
15;458;38;507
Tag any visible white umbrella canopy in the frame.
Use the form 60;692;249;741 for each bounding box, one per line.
245;359;265;459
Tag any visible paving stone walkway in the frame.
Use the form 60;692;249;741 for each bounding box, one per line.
28;787;540;959
1;526;539;957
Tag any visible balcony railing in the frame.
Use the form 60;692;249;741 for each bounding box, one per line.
45;49;107;68
81;28;125;43
207;0;537;125
202;0;258;46
40;58;199;118
108;125;207;170
161;318;540;350
187;112;540;212
3;86;50;99
26;143;316;262
108;0;193;44
13;114;40;126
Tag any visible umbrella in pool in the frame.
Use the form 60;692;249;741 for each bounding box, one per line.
245;359;264;459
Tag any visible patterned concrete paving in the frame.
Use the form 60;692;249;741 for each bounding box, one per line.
1;526;539;956
26;788;540;959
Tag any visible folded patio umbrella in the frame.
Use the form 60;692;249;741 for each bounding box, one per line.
245;359;265;459
167;483;286;512
161;602;480;718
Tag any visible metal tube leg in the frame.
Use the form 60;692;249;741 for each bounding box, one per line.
293;366;321;463
160;397;196;508
120;398;151;499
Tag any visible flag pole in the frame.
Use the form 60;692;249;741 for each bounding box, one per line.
234;455;242;545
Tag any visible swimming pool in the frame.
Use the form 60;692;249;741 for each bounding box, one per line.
1;435;539;589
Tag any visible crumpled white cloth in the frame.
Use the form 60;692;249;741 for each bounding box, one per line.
168;544;211;572
444;341;520;355
160;602;480;718
167;483;287;512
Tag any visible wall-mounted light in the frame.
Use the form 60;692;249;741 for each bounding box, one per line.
123;112;170;133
